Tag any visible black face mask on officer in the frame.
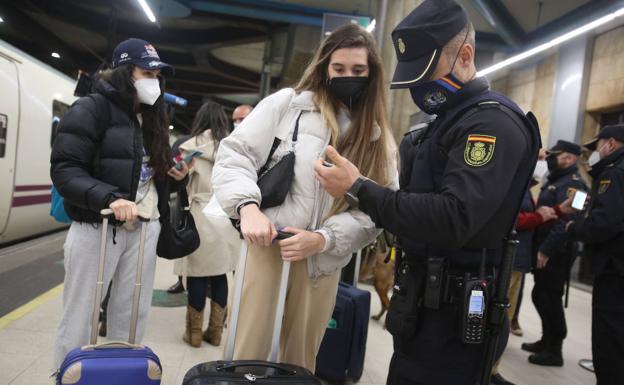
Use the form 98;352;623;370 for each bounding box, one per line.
328;76;369;109
546;154;559;171
409;32;469;115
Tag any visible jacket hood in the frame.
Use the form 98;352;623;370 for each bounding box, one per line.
93;79;135;115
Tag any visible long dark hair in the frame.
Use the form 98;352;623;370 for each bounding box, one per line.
98;65;172;179
190;102;231;151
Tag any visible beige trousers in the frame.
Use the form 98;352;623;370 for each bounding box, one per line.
492;270;524;375
228;244;340;371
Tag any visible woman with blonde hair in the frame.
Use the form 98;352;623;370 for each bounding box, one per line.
211;24;398;370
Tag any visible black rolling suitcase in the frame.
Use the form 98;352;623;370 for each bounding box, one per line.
182;242;321;385
315;282;371;382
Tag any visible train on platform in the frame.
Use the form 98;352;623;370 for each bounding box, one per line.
0;39;77;245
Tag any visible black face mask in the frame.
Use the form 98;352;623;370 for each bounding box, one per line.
328;77;369;109
546;155;559;171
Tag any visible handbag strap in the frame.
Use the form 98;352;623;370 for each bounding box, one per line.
258;111;304;176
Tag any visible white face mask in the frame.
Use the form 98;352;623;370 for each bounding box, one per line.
588;143;608;167
134;78;161;105
533;160;548;180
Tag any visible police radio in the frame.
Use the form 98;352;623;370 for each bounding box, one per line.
460;277;488;344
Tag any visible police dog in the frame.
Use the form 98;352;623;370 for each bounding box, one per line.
360;233;395;322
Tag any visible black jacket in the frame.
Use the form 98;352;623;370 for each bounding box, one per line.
568;148;624;275
535;165;587;258
358;78;540;268
51;80;182;223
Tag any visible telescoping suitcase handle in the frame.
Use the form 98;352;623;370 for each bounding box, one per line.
225;242;290;362
89;209;150;346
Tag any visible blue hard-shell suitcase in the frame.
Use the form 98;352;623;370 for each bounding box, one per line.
57;212;162;385
315;282;371;382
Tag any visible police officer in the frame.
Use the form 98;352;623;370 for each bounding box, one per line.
522;140;587;367
314;1;539;384
565;125;624;384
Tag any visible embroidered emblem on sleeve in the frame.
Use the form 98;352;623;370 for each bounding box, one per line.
464;134;496;167
598;180;611;194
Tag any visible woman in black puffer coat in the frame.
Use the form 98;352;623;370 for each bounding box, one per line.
51;38;189;368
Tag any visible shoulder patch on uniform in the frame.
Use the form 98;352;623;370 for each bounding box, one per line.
598;180;611;194
464;134;496;167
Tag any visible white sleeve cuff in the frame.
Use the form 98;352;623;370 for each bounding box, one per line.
314;228;334;253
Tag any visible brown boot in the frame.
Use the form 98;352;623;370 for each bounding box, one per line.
182;305;203;348
203;301;226;346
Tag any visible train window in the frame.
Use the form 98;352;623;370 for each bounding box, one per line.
51;100;69;147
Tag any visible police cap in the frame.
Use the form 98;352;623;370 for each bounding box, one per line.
584;124;624;150
547;140;582;156
390;0;468;89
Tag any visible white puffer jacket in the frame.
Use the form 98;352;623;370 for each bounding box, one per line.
212;88;398;279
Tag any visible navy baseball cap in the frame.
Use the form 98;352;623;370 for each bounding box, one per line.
390;0;468;89
585;124;624;150
112;38;174;76
547;140;582;156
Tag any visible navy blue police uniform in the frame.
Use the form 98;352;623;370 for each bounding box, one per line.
567;125;624;384
524;140;587;365
341;2;540;383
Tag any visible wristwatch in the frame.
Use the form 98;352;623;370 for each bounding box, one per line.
344;177;366;209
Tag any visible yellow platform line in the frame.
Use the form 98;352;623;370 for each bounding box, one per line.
0;284;64;330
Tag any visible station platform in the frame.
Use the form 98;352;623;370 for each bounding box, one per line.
0;232;596;385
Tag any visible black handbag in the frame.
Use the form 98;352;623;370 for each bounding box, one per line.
157;188;200;260
257;111;303;209
229;111;303;232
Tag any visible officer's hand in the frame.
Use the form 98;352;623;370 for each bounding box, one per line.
314;146;362;198
558;195;576;215
536;206;557;222
536;251;550;269
277;227;325;261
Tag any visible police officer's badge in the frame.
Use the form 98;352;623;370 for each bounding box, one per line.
465;134;496;167
397;38;406;54
598;179;611;194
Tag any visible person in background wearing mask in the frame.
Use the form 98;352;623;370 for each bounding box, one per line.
565;125;624;385
522;140;587;367
492;149;575;385
51;38;189;367
232;104;253;129
211;24;397;370
313;1;540;384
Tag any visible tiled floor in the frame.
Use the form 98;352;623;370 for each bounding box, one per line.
0;256;596;385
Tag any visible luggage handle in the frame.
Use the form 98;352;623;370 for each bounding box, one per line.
89;209;150;345
83;341;142;350
225;242;291;362
216;361;297;376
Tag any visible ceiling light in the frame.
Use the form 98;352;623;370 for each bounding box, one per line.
51;52;61;59
169;125;174;130
137;0;157;23
478;7;624;77
0;16;4;23
366;19;377;33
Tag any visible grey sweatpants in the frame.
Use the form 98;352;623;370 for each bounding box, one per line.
53;220;160;367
